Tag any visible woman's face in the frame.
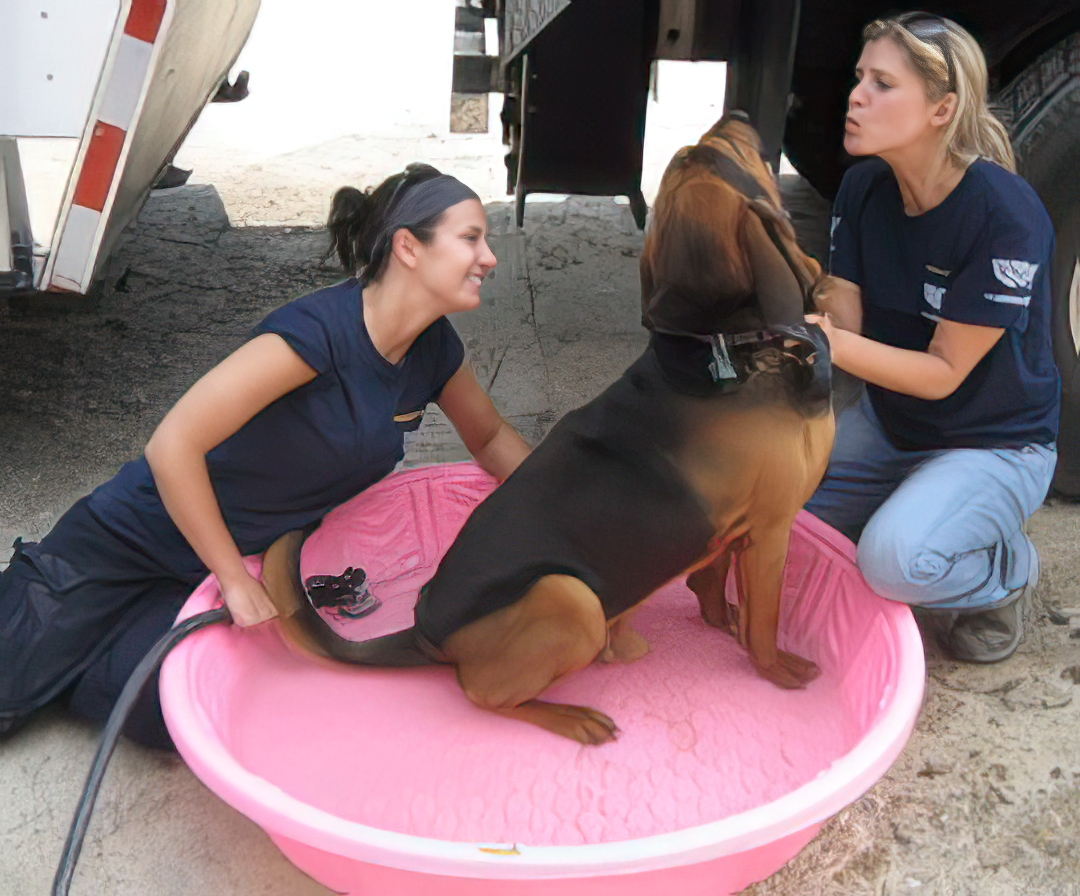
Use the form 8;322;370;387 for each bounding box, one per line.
411;198;496;313
844;38;947;159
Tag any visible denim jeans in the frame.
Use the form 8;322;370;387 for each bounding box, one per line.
805;390;1057;611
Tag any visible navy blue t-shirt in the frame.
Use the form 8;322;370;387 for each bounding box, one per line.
87;278;465;576
829;157;1059;449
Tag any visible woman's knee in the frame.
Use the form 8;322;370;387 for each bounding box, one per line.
856;515;1002;607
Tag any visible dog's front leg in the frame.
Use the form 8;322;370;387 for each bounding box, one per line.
686;545;743;636
738;524;820;689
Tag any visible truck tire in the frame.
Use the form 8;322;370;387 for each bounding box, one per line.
997;33;1080;497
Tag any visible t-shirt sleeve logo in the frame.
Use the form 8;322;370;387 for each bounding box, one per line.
923;282;945;310
992;259;1039;290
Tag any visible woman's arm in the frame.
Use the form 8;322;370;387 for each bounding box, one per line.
144;334;317;626
436;364;531;481
807;313;1004;400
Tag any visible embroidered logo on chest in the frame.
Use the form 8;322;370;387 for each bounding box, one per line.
923;283;945;310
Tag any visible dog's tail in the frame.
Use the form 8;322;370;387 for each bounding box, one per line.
260;530;437;667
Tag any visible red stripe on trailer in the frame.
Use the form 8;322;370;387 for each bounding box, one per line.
72;122;127;212
124;0;167;43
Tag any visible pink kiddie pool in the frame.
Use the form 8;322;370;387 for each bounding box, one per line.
161;462;925;896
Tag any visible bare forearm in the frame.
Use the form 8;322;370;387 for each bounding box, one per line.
827;328;963;400
473;420;531;481
145;439;248;585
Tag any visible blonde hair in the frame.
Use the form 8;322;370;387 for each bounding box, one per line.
862;12;1016;172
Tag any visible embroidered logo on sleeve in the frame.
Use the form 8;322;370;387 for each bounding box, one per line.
992;259;1039;289
923;283;945;310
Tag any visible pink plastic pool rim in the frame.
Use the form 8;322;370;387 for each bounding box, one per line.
161;462;925;896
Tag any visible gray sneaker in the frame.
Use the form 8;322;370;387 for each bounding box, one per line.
945;587;1026;664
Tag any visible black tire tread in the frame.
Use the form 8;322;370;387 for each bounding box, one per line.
997;32;1080;496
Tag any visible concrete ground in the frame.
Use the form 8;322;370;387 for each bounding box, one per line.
2;179;1079;896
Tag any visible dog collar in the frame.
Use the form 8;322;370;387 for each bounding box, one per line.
651;322;831;401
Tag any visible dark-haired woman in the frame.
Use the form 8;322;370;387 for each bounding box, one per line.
0;165;530;748
805;14;1059;663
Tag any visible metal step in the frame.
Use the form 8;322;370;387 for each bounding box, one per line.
0;136;35;293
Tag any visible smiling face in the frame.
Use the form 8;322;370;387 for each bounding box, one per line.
406;198;496;314
844;38;952;160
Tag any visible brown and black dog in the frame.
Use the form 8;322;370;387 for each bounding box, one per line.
262;113;835;746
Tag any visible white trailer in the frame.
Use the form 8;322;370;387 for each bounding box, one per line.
0;0;260;297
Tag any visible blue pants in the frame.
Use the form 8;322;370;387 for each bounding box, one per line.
805;391;1057;611
0;498;200;748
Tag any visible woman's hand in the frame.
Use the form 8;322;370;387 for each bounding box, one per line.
804;312;837;343
218;569;280;628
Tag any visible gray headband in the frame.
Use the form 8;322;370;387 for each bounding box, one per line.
370;174;481;265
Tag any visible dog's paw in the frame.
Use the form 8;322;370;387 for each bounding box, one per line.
755;650;821;689
543;703;620;745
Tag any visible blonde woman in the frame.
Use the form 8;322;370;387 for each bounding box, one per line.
806;12;1059;662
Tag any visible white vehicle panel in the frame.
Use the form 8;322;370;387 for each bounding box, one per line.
18;137;81;253
0;0;121;138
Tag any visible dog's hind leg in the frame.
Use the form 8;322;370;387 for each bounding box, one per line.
687;545;740;636
736;524;820;689
443;575;618;745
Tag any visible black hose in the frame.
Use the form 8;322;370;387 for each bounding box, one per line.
52;605;231;896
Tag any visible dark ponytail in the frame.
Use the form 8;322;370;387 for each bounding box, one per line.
326;163;446;279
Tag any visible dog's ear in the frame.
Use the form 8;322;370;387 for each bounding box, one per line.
747;200;823;312
741;212;805;327
641;181;754;332
640;249;656;328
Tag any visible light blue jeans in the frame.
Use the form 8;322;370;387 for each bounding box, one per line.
805;390;1057;611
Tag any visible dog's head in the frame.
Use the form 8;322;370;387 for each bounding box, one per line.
640;113;824;336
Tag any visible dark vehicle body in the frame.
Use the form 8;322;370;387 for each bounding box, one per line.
477;0;1080;495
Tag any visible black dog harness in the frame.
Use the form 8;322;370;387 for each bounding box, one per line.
649;323;832;408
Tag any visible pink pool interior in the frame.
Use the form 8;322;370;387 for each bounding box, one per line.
162;462;924;888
